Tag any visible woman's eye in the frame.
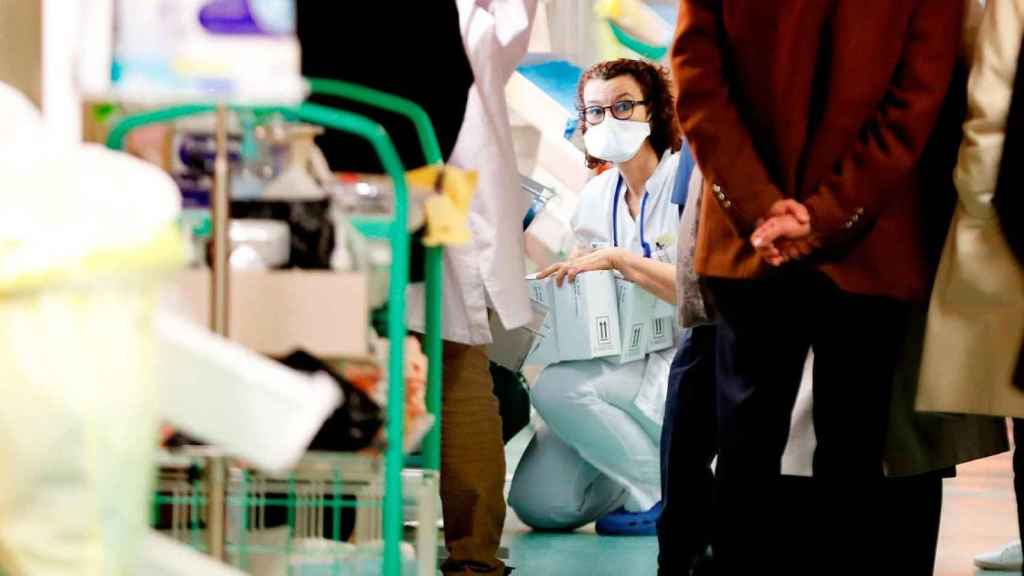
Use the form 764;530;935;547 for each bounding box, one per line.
612;101;633;115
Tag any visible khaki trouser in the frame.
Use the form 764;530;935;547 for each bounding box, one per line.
439;343;507;575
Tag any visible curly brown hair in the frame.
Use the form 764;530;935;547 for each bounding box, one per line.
577;59;681;169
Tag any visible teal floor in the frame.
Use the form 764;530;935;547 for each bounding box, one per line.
500;427;659;575
496;430;1024;576
503;529;658;576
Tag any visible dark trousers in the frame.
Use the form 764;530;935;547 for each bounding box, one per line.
657;325;718;575
655;327;944;576
881;472;945;575
707;271;910;575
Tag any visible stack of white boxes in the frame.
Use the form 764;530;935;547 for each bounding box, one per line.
524;275;561;365
609;276;656;364
525;271;621;363
649;298;677;355
525;271;674;366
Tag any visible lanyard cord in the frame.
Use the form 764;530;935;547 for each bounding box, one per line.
612;175;652;258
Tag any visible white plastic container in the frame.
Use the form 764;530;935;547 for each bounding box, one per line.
106;0;306;104
155;312;342;472
230;219;290;269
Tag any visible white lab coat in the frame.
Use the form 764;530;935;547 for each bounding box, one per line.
406;0;538;345
570;150;682;425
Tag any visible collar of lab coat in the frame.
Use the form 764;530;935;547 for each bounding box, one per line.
613;149;677;200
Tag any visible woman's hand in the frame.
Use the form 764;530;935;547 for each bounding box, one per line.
538;247;630;286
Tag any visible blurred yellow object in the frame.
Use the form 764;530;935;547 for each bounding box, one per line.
0;82;184;576
594;0;623;20
0;224;184;295
0;277;165;576
594;0;672;52
597;21;634;61
423;195;471;247
407;165;477;247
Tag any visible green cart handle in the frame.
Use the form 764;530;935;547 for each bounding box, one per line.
307;78;446;474
307;77;443;166
104;104;300;151
608;20;668;61
105;103;411;576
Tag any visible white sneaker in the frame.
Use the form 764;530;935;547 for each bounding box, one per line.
974;540;1023;571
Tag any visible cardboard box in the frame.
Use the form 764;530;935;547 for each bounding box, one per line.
649;297;679;354
169;269;369;358
552;271;621;361
607;276;657;364
647;315;675;354
524;275;561;365
488;300;551;372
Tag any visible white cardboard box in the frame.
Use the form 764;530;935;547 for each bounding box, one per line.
488;300;551;372
609;276;657;365
649;297;680;353
552;271;621;361
525;275;560;365
647;315;675;354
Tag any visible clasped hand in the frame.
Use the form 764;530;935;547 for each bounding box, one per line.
750;199;821;266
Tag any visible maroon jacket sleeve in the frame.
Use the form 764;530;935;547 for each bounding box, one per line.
802;0;965;242
671;0;784;238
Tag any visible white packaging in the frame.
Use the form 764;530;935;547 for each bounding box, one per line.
608;276;657;365
524;275;560;365
524;203;574;269
553;271;621;361
107;0;306;105
648;297;678;354
230;219;290;269
647;315;675;354
488;300;550;372
155;312;341;472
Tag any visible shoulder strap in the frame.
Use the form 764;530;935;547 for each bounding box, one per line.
672;140;697;219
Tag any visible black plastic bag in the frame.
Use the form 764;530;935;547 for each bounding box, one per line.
279;350;383;452
490;362;531;444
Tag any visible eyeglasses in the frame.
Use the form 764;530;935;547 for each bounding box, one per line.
579;99;648;125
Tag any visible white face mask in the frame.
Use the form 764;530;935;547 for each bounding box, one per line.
583;117;651;164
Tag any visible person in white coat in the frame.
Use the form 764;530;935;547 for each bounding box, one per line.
508;59;682;535
402;2;538;574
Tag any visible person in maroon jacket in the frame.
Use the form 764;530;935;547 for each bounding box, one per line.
672;1;965;573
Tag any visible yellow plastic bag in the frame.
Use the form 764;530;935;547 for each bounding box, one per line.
0;280;163;576
406;165;476;247
0;84;184;575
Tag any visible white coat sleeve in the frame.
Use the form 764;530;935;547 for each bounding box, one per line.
479;0;539;81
